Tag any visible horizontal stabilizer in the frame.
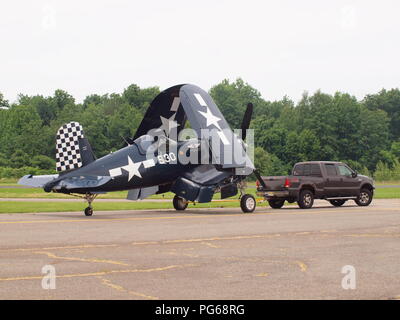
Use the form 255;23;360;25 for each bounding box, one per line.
18;174;59;188
45;175;111;191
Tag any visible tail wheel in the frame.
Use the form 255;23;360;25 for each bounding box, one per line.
355;188;373;206
268;199;285;209
329;199;346;207
240;194;256;213
173;195;188;211
297;189;314;209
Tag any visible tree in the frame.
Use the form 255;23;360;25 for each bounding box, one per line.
18;94;57;126
289;129;321;164
358;107;390;170
363;88;400;141
210;78;265;129
390;140;400;158
108;103;143;150
51;89;75;111
10;150;31;168
253;147;288;176
0;92;9;108
296;91;339;160
122;84;160;111
0;105;46;158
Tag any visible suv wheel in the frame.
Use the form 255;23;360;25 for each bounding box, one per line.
329;199;346;207
297;189;314;209
268;199;285;209
355;188;373;206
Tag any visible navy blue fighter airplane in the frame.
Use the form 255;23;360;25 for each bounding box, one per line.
19;84;259;216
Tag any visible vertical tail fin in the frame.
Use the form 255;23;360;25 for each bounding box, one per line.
55;122;96;173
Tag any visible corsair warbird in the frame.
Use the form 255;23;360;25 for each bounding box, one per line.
19;84;258;216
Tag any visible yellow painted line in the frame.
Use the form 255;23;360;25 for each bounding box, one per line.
295;260;308;272
0;234;281;254
131;234;282;247
98;277;158;300
34;251;129;266
0;214;248;225
201;242;221;248
256;273;269;277
0;244;117;253
345;234;400;238
0;264;197;282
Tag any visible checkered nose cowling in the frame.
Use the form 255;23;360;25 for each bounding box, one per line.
55;122;85;172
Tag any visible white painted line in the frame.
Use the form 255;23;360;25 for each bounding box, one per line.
217;131;230;145
194;93;207;107
170;97;180;111
142;159;156;168
109;168;122;177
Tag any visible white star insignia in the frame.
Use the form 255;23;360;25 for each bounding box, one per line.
198;107;222;131
159;114;179;134
122;156;142;181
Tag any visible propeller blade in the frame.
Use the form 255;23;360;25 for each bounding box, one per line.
241;103;253;141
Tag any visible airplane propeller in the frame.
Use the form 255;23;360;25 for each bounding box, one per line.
240;103;253;141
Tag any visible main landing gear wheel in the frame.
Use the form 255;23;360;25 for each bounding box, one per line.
240;194;256;213
173;195;188;211
84;207;93;216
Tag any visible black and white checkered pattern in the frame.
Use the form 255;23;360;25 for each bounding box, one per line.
55;122;85;172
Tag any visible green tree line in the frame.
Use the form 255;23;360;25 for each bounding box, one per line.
0;79;399;180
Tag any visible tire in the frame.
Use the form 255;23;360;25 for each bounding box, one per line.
329;199;346;207
268;199;285;209
84;207;93;216
297;189;314;209
240;194;256;213
355;188;373;206
173;195;188;211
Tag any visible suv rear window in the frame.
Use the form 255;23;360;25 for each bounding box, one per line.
293;164;304;176
293;164;321;176
325;164;337;176
310;164;322;176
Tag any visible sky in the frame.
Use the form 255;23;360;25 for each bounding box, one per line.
0;0;399;104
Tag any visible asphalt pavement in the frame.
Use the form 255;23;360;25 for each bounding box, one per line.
0;199;399;299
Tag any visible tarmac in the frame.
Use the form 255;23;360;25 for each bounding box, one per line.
0;199;399;300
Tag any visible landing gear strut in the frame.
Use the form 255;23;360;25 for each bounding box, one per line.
83;193;97;216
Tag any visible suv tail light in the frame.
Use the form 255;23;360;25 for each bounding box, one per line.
256;180;260;188
284;178;291;188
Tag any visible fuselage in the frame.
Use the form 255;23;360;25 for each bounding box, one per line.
48;138;198;194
